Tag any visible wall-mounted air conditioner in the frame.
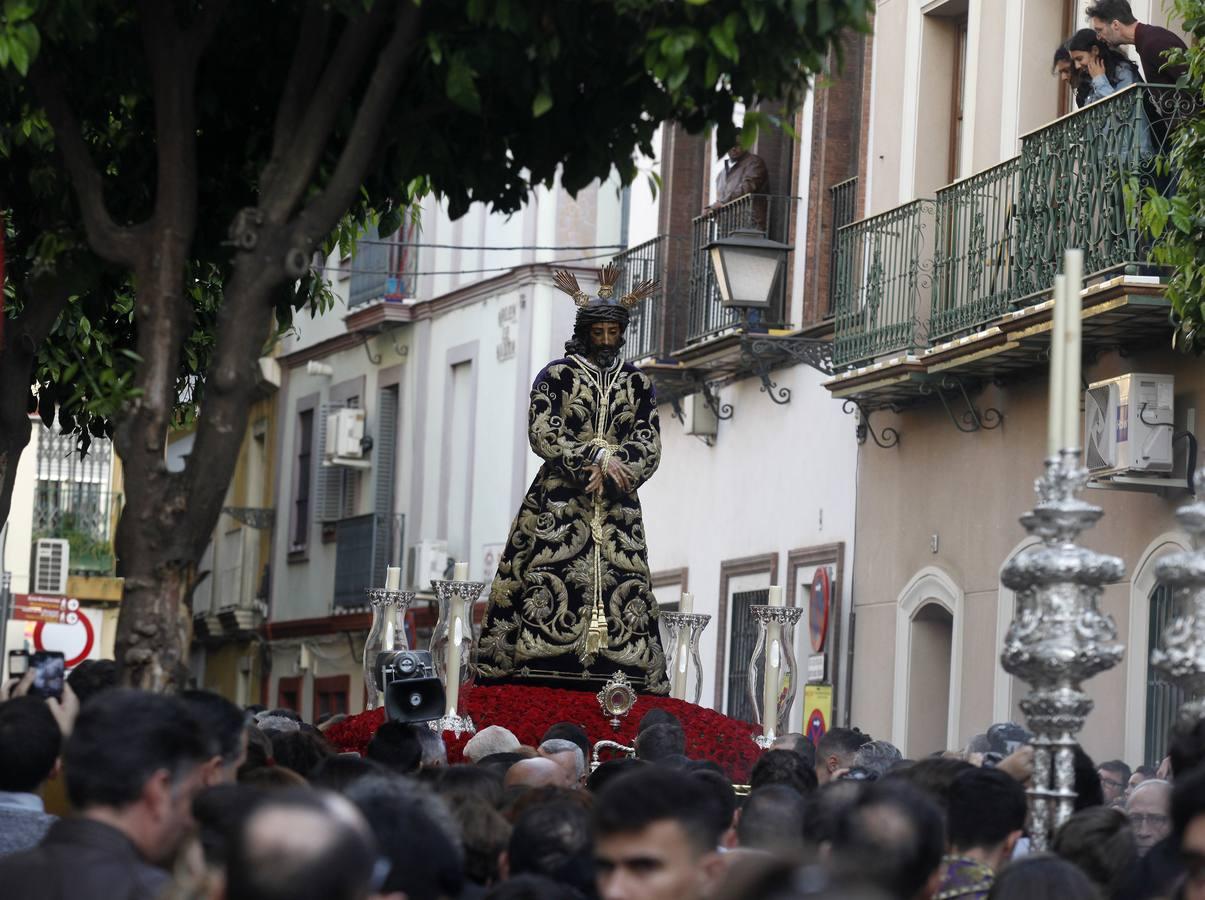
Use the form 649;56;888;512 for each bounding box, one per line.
1085;373;1175;477
407;540;448;591
323;407;371;469
32;538;70;595
681;393;718;437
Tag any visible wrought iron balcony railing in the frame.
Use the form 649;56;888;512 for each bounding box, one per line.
688;193;800;344
832;84;1197;368
32;485;122;574
614;236;666;363
828;176;859;317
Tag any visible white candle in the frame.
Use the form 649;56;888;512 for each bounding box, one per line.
445;592;463;716
671;592;693;699
1062;249;1084;452
453;561;469;582
1048;275;1067;457
383;566;401;650
763;586;784;737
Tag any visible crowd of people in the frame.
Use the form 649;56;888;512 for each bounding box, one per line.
1052;1;1188;109
6;659;1205;899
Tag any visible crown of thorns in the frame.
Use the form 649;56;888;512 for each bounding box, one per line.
552;265;658;310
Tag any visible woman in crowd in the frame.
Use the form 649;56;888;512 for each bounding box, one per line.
1066;28;1139;104
1053;44;1093;110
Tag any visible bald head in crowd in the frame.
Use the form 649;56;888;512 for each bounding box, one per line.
505;757;571;790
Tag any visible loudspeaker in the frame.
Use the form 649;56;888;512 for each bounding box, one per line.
384;676;445;723
377;650;446;724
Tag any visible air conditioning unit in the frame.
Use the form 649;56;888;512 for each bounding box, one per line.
1084;373;1175;477
406;540;448;591
681;393;718;437
32;539;70;595
324;407;371;469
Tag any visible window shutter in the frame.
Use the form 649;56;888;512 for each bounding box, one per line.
372;387;399;577
314;403;345;523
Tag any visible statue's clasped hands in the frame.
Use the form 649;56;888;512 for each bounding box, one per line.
586;457;634;496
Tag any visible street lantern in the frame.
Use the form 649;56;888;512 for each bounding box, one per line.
705;227;793;310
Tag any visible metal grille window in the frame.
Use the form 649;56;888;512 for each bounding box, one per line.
292;410;314;549
333;513;402;608
726;588;769;724
36;426;112;484
1146;583;1187;766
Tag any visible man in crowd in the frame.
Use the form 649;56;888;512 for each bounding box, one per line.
0;689;212;900
594;767;726;900
749;748;819;795
1087;0;1189;83
635;721;687;763
464;725;522;763
506;757;571;790
772;731;817;769
1098;759;1132;804
224;789;382;900
831;779;945;900
1172;768;1205;900
936;767;1027;899
855;740;904;778
538;738;587;789
180;689;250;785
506;800;596;896
816;727;872;784
736;784;807;856
1127;779;1173;856
0;696;62;855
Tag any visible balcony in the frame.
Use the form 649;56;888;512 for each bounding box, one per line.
829;85;1194;392
332;513;404;609
348;224;418;309
33;485;122;575
615;236;669;363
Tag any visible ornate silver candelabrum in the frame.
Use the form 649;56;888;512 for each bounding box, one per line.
362;588;416;710
1152;468;1205;724
661;612;712;705
428;578;486;736
748;604;805;748
1000;449;1125;850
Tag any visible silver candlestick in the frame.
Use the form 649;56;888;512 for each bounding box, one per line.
428;577;486;737
362;588;416;710
1000;448;1125;850
661;612;712;705
748;604;805;748
1152;468;1205;724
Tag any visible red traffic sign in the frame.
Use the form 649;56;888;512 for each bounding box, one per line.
810;568;831;653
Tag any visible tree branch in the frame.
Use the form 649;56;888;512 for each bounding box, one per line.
27;64;144;267
291;3;422;247
259;2;394;222
263;0;332;193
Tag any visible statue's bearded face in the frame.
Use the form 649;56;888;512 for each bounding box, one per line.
588;321;624;367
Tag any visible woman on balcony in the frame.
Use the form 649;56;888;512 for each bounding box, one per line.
1066;29;1139;104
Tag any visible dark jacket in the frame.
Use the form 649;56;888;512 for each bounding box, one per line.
0;816;170;900
1133;22;1188;84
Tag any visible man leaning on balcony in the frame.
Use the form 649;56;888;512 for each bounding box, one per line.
709;145;770;229
1087;0;1188;85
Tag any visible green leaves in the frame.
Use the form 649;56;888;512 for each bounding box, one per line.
446;52;481;113
0;1;41;76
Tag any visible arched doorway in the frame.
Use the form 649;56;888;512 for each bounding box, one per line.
908;602;954;756
892;567;964;756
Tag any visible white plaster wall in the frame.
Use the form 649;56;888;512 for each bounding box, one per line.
4;428;39;595
641;364;859;722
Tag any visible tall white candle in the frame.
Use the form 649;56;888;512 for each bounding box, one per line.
383;566;401;650
445;591;463;716
671;592;694;699
1048;275;1067;457
1062;249;1084;452
453;561;469;582
763;586;784;737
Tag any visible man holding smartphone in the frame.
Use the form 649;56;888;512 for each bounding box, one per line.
0;689;212;900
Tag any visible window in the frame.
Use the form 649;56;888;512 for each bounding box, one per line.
315;675;350;720
277;675;303;714
726;588;769;724
292;409;314;550
1146;584;1186;766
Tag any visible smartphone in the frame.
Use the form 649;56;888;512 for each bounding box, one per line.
29;651;66;700
8;649;30;677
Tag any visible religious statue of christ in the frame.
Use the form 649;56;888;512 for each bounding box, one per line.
477;265;670;694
